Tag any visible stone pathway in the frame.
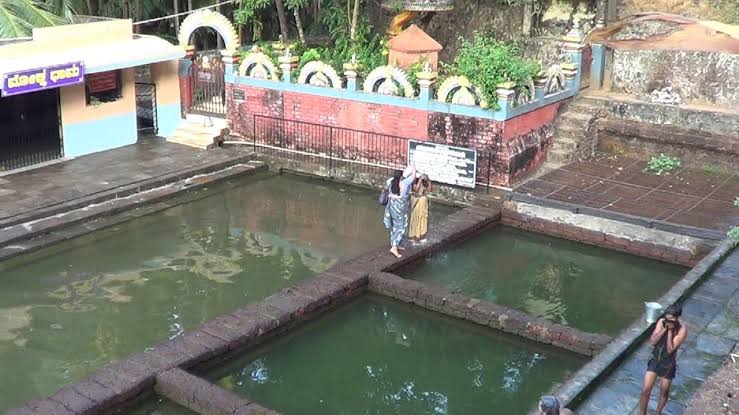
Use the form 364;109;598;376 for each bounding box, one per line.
516;153;739;232
577;249;739;415
0;138;249;227
684;349;739;415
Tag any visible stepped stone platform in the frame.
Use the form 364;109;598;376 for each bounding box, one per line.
0;139;257;258
167;115;228;150
515;153;739;234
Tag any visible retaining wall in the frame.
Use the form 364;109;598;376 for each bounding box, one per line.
502;199;715;267
225;81;562;186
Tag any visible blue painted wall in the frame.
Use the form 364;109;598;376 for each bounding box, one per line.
62;112;137;158
157;103;181;138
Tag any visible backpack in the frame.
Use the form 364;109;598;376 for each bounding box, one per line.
379;188;389;206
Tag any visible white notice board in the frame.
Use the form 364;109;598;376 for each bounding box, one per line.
407;140;477;188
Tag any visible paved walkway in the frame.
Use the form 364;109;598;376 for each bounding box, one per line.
577;249;739;415
0;138;249;226
517;154;739;232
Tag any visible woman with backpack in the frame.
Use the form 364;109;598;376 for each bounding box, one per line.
381;165;416;258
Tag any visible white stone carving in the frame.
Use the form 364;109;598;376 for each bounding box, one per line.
297;61;343;89
362;65;415;98
178;9;240;52
239;52;280;81
436;76;488;108
544;64;566;95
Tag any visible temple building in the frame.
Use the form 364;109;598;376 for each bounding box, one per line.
0;17;184;171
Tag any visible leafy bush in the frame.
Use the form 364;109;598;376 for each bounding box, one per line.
234;0;272;41
405;59;428;95
314;1;385;75
441;33;540;110
298;48;322;70
644;154;681;175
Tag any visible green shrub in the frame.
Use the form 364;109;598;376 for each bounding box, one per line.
314;2;385;75
644;154;681;175
441;33;540;110
405;59;428;95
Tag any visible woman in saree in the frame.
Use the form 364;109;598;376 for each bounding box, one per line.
383;166;416;258
409;173;432;244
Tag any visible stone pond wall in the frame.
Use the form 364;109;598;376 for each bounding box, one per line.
610;49;739;108
502;199;716;267
576;95;739;171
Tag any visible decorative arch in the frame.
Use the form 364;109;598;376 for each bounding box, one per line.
436;76;488;108
513;78;536;107
239;52;280;81
178;9;240;52
297;61;342;89
362;65;414;98
543;64;566;95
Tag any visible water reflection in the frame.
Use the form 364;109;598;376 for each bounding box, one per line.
211;296;583;414
403;226;685;334
0;174;419;412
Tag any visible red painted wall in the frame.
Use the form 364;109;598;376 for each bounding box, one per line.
226;83;562;186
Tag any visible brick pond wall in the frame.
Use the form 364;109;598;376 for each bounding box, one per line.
225;82;563;187
502;200;713;267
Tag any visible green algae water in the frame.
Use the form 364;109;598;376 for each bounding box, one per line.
207;295;584;414
0;173;454;412
402;226;686;335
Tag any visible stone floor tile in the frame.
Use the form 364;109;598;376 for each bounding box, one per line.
681;297;724;333
577;377;642;414
705;309;739;341
695;332;736;356
678;348;725;382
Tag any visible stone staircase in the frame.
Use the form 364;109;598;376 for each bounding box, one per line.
546;97;602;167
167;114;229;150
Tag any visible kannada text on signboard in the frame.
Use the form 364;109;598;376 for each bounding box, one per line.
408;140;477;188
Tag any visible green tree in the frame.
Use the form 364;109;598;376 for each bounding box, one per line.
0;0;65;38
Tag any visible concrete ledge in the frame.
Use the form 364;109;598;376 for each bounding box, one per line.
502;199;717;267
599;118;738;157
155;368;280;415
0;162;267;260
368;272;612;357
549;239;736;411
508;192;726;241
0;153;256;230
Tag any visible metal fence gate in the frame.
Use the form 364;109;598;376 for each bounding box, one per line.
135;82;158;135
0;88;63;171
250;114;497;191
190;52;226;116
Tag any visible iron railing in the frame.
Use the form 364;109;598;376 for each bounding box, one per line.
250;114;496;190
135;82;158;135
0;126;63;171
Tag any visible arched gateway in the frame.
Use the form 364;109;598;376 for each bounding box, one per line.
177;10;239;116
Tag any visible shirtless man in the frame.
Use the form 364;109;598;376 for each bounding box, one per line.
639;304;688;415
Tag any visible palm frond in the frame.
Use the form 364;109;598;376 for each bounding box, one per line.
0;1;30;37
7;0;64;29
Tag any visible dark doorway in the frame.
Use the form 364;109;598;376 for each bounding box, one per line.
135;82;158;136
0;89;63;171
